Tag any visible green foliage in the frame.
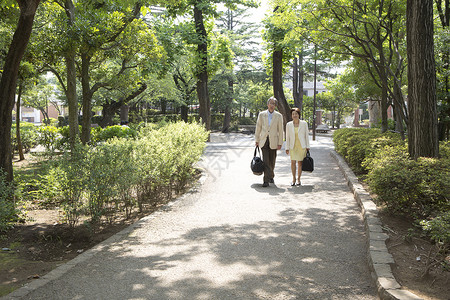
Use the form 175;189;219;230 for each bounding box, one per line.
333;128;404;174
10;122;39;154
420;212;450;246
334;127;450;220
0;172;21;232
37;125;60;154
15;122;208;227
367;154;450;218
91;125;137;144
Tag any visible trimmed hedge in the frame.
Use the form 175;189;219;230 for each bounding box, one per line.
333;128;450;250
19;121;208;226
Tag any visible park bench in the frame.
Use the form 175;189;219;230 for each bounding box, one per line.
315;124;330;133
238;124;256;133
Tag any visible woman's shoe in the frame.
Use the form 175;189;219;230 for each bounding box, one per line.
291;182;296;186
296;182;301;186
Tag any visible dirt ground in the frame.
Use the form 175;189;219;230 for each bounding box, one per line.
1;156;449;299
379;211;450;300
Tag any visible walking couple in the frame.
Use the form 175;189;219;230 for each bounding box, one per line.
254;97;310;187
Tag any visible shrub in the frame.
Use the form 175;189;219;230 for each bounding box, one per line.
420;211;450;246
0;172;22;232
91;125;137;144
333;128;404;174
37;125;60;154
11;122;39;154
366;149;450;219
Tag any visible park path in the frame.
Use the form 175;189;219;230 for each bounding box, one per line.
5;133;377;300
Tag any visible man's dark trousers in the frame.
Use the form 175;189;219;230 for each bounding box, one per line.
261;138;277;183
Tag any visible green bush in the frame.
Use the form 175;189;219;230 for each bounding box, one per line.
37;125;60;154
27;121;208;226
11;122;39;154
420;211;450;246
334;127;450;221
367;152;450;218
0;172;22;232
333;128;404;174
91;125;137;144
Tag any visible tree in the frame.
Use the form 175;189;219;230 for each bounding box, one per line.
216;5;260;132
0;0;41;182
406;0;439;158
166;0;257;133
271;0;408;134
262;8;293;125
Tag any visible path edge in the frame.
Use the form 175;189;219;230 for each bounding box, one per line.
330;150;423;300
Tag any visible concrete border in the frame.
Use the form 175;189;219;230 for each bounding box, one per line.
330;150;423;300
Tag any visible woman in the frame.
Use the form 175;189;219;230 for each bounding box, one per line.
285;107;310;186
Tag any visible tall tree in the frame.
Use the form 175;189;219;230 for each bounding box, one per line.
216;6;259;132
0;0;41;182
406;0;439;158
166;0;257;132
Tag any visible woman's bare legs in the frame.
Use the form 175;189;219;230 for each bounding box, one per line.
297;161;303;184
291;160;297;184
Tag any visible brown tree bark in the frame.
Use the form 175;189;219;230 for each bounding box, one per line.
16;84;25;161
222;79;233;133
194;4;211;133
0;0;41;181
64;0;79;149
406;0;439;159
273;49;291;126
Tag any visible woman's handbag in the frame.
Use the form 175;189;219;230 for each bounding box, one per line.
251;146;265;175
302;150;314;172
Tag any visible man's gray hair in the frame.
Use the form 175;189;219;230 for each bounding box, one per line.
267;96;278;105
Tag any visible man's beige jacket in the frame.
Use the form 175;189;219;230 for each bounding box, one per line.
255;110;284;150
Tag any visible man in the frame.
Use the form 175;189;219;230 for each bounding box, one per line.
255;97;284;187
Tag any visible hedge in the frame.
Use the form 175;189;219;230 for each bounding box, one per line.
19;121;208;226
333;128;450;250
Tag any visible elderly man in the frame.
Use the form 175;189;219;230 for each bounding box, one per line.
255;97;284;187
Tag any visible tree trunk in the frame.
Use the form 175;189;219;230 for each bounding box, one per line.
293;57;299;108
0;0;41;181
80;53;93;144
16;84;25;161
273;49;291;126
120;104;129;124
298;50;304;116
222;79;233;133
194;5;211;133
368;99;381;128
64;0;79;149
100;102;116;127
406;0;439;159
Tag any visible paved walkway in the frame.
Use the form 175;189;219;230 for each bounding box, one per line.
5;133;378;300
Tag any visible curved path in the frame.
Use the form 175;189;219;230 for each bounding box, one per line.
5;133;377;300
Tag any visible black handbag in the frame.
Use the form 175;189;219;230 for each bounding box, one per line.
251;146;265;175
302;150;314;172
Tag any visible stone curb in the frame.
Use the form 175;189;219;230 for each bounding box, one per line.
1;172;208;300
330;150;423;300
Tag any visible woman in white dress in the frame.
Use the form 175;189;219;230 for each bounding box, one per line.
285;108;310;186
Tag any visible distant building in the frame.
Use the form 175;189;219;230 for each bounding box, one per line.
13;102;66;124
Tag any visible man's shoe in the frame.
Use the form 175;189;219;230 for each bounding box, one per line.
269;178;274;183
262;182;269;187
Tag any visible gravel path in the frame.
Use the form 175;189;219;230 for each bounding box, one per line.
6;133;377;300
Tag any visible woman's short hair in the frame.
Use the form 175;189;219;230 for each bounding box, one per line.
290;107;301;115
267;97;278;105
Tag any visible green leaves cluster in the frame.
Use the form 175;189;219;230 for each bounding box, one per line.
333;128;450;250
17;122;208;226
